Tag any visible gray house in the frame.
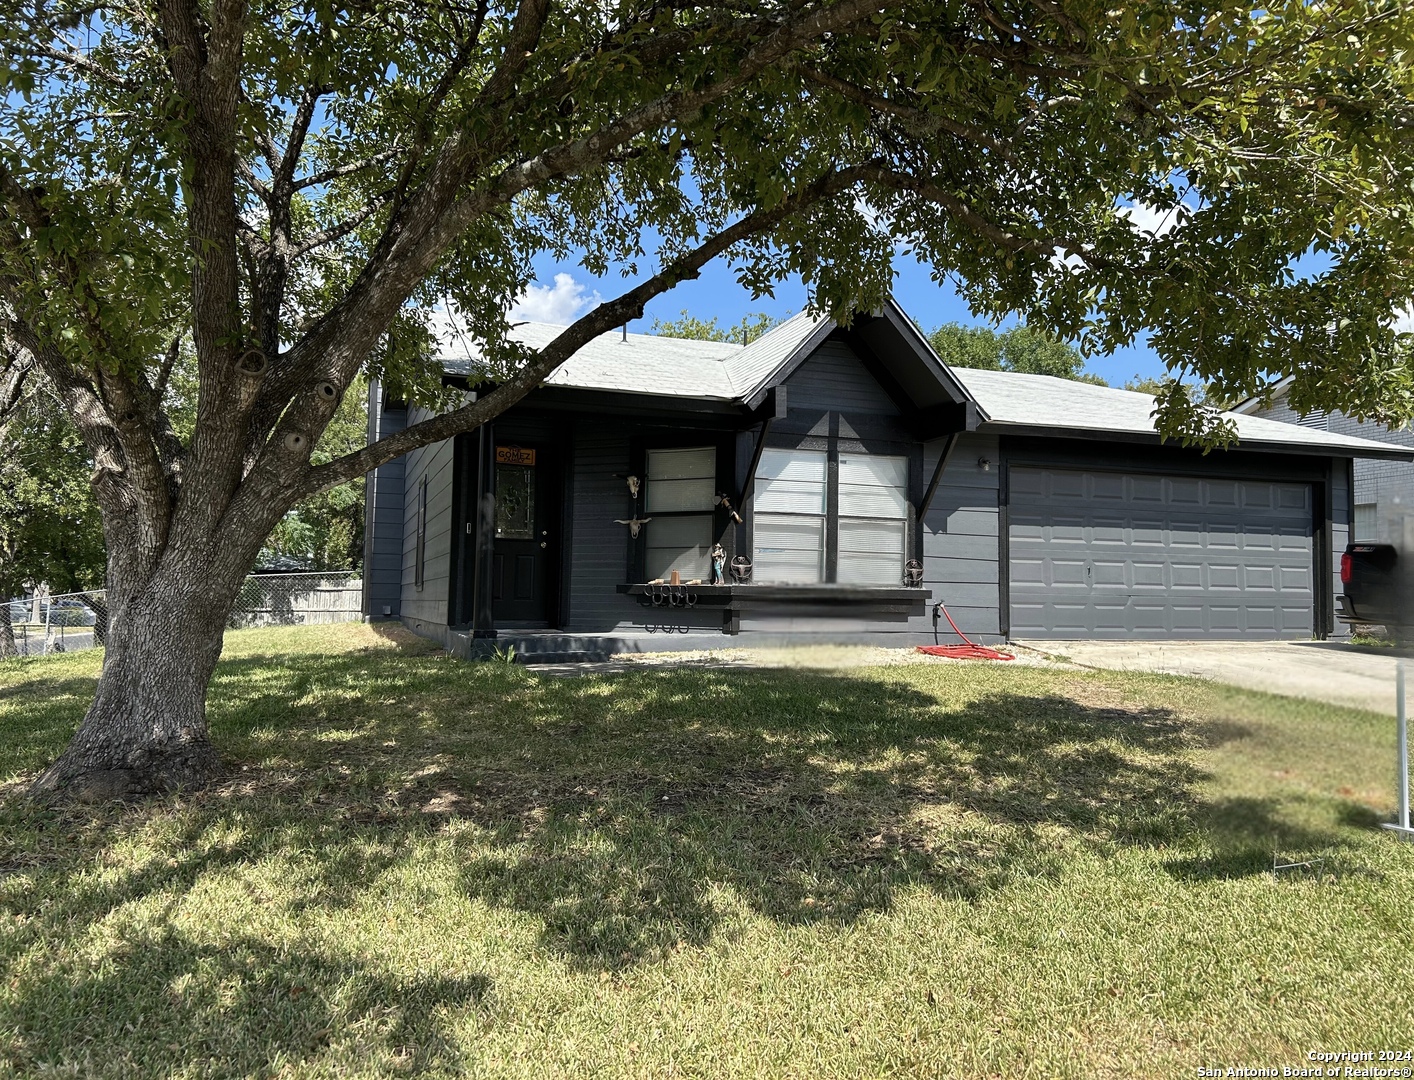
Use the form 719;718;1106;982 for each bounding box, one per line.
1233;377;1414;550
363;298;1409;658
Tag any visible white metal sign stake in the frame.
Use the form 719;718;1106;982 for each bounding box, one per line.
1384;658;1414;840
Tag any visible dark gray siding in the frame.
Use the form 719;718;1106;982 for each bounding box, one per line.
1250;397;1414;546
363;382;406;619
565;422;721;633
1330;458;1351;638
566;425;634;631
784;338;898;416
1245;394;1406;638
732;340;1002;641
400;405;457;638
920;433;1001;641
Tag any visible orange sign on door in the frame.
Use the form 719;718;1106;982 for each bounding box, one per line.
495;446;536;466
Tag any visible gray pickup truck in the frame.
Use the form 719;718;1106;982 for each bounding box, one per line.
1340;542;1413;638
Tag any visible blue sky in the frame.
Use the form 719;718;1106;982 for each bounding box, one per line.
514;250;1167;388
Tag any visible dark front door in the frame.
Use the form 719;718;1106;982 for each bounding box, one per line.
492;444;559;624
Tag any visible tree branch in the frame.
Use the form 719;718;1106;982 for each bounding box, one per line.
290;163;876;499
294;148;403;191
290;192;395;259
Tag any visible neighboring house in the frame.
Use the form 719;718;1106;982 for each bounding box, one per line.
1233;377;1414;550
363;297;1410;658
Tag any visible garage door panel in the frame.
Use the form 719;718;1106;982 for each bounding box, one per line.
1093;560;1127;586
1049;603;1093;632
1244;605;1278;631
1206;523;1239;549
1208;564;1241;589
1009;466;1313;640
1091;517;1127;544
1171;562;1203;589
1171;604;1206;631
1011;469;1048;498
1205;480;1240;507
1048;517;1087;542
1241;483;1274;509
1091;473;1125;499
1243;565;1276;590
1169;479;1203;504
1210;605;1242;631
1169;521;1205;548
1132;561;1166;588
1131;520;1166;546
1242;532;1277;553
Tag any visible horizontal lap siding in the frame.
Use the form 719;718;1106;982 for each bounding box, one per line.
1249;399;1411;637
919;432;1002;641
365;395;406;619
568;427;649;631
553;343;1008;644
763;345;1004;642
401;405;456;634
784;340;898;415
1330;460;1351;638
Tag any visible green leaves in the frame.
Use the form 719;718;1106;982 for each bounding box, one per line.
928;323;1105;385
5;0;1414;469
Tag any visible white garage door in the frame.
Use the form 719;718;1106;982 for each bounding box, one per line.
1008;466;1314;639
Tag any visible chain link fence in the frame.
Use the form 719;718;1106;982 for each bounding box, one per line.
1;572;363;658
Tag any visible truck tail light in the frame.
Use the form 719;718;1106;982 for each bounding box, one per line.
1340;552;1353;584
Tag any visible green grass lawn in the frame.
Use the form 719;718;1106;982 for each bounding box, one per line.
2;625;1411;1078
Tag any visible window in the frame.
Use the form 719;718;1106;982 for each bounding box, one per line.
837;454;908;584
645;446;716;581
414;476;428;589
495;462;535;539
1354;502;1377;541
753;448;827;583
751;447;911;586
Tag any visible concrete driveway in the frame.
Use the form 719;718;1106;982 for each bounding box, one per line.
1014;639;1408;715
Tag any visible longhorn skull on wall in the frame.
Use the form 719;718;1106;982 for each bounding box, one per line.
626;475;641;498
614;516;653;537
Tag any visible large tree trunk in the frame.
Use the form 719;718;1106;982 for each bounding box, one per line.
29;566;234;801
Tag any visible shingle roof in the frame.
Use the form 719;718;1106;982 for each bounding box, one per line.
719;310;830;402
953;367;1412;458
432;305;1410;458
437;319;742;399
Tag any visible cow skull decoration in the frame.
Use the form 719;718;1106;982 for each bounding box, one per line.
614;516;652;537
626;475;640;498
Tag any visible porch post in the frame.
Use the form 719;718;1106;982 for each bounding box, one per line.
472;423;497;637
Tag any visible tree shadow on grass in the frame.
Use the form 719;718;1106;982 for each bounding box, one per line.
204;652;1263;965
3;921;488;1077
0;639;1379;1071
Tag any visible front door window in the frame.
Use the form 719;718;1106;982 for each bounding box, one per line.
495;463;535;539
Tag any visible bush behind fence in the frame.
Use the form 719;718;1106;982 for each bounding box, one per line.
1;572;363;657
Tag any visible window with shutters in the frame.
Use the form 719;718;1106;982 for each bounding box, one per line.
753;448;828;583
644;446;717;581
751;446;911;586
837;454;909;584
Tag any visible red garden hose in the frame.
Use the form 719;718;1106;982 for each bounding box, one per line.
917;601;1014;661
